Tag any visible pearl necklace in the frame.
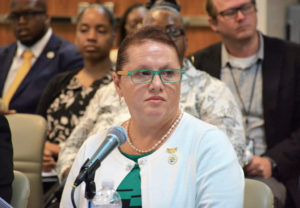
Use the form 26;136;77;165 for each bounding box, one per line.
126;112;183;154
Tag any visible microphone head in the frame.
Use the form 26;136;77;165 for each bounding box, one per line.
107;126;127;146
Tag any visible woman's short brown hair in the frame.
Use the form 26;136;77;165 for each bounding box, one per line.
116;26;182;72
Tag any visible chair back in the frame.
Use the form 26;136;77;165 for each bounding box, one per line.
11;170;30;208
6;113;47;208
244;178;274;208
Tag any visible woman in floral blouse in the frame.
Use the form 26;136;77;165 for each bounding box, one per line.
36;4;115;182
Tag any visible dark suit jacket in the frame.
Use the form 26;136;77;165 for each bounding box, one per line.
0;114;13;203
0;33;83;113
190;35;300;207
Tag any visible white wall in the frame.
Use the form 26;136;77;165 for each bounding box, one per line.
257;0;298;39
256;0;268;35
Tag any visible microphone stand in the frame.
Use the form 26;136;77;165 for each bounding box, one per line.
84;169;96;200
71;158;102;208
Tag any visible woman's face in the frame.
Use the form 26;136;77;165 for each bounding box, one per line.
75;8;114;61
114;41;181;122
125;6;148;36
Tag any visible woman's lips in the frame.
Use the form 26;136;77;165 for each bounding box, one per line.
145;96;166;104
84;45;98;52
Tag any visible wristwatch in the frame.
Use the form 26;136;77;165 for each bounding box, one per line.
264;156;277;170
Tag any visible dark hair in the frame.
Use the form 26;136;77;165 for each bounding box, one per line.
116;26;182;72
10;0;48;13
119;3;146;45
206;0;256;19
76;3;116;33
146;0;181;11
149;5;184;28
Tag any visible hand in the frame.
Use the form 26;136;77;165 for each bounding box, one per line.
0;109;16;115
43;148;56;172
42;141;61;172
244;156;272;178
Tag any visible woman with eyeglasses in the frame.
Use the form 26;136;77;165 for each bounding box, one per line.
60;27;244;208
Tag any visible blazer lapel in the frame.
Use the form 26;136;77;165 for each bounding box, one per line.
0;44;17;96
262;36;281;114
13;34;62;97
207;43;222;79
192;43;222;79
30;33;62;72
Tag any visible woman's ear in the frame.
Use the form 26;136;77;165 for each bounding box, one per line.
113;72;123;97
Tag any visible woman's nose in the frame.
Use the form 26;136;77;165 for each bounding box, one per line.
150;74;164;92
87;29;97;40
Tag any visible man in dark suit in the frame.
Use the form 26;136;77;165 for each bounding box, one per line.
0;115;13;203
0;0;83;114
190;0;300;207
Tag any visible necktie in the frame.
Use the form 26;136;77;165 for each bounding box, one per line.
3;50;34;108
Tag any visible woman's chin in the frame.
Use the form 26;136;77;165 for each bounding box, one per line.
143;109;165;118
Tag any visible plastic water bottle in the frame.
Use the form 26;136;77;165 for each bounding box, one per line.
91;180;122;208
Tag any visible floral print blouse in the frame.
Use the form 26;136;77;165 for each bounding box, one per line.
46;70;113;146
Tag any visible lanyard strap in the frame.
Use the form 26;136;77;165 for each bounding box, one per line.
227;59;261;126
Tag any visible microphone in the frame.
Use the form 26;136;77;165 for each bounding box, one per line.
73;126;127;187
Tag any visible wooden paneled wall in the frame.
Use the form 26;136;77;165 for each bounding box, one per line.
0;0;221;55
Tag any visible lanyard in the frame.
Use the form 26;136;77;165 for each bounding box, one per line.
227;59;261;127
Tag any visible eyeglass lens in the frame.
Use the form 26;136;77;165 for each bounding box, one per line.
131;69;182;83
219;3;255;19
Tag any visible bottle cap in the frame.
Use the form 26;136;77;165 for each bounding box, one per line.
101;180;114;189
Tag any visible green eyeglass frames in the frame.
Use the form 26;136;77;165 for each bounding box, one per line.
117;69;185;84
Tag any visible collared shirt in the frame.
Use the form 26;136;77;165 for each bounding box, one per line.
221;31;266;156
3;28;53;95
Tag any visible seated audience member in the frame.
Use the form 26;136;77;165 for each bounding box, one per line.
190;0;300;207
145;0;181;11
0;0;83;114
110;3;148;62
56;5;247;181
119;3;148;45
60;26;244;208
0;115;13;203
36;4;115;190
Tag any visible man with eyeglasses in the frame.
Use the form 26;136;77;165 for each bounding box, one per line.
0;0;83;114
190;0;300;207
56;5;247;188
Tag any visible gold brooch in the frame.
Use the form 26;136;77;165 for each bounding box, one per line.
166;147;177;154
167;147;178;165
